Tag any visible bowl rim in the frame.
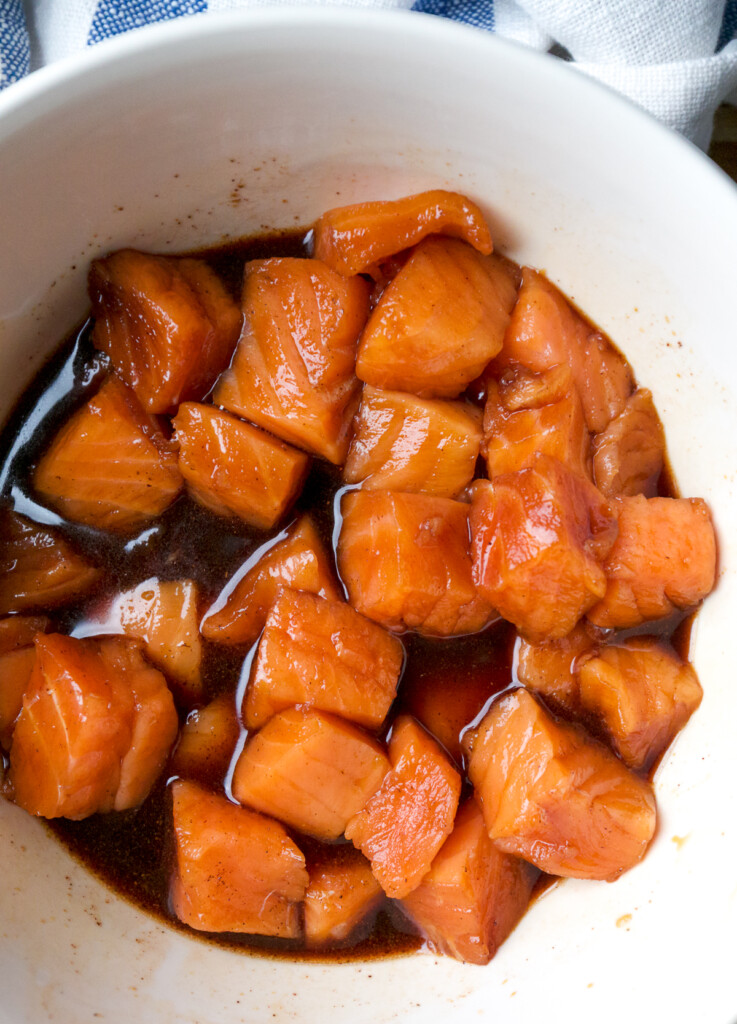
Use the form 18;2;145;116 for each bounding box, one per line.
0;6;736;209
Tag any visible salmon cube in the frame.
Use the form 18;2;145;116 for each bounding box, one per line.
33;375;183;534
515;622;595;714
231;707;390;841
400;798;537;964
498;268;633;432
105;577;203;702
465;688;656;880
0;647;37;749
201;516;340;646
213;258;370;464
304;845;384;948
172;402;309;530
345;716;461;898
89;249;241;414
337;490;495;637
592;389;665;497
0;615;50;746
470;455;616;640
170;779;308;937
313;189;493;277
587;495;717;629
0;511;100;615
244;588;403;730
344;386;482;498
170;693;241;787
483;365;590;480
578;639;703;770
356;239;517;399
8;634;177;819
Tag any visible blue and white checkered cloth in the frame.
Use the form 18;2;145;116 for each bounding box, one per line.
2;0;736;147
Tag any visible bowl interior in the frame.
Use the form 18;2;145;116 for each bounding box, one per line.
1;12;737;1024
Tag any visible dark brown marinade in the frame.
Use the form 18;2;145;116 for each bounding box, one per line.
0;230;692;964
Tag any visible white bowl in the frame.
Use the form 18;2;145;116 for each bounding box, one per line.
1;11;736;1024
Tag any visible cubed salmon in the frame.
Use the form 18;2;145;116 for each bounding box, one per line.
578;638;703;770
464;688;657;880
313;190;493;277
0;615;50;654
587;495;717;629
33;375;183;533
345;716;461;898
89;249;241;414
515;622;595;714
231;707;390;841
337;490;495;637
170;778;308;937
356;239;517;398
213;258;369;464
470;455;616;640
498;269;633;432
344;386;482;498
592;389;665;497
0;647;37;749
201;516;340;646
244;588;403;730
8;634;177;819
0;511;100;615
483;365;590;479
400;798;537;964
102;577;203;703
304;845;384;948
170;693;241;787
172;402;309;530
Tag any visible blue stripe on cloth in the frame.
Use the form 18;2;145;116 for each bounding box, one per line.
0;0;30;90
718;0;737;49
412;0;494;31
88;0;208;46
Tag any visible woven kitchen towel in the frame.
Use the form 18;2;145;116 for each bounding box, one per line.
2;0;736;147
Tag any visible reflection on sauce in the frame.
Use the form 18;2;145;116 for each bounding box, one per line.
0;230;692;962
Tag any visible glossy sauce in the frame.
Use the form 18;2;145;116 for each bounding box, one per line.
0;230;690;962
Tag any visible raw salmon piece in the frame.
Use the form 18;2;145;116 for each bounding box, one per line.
89;249;241;414
592;389;665;497
400;798;537;964
201;516;340;646
465;688;656;880
0;511;100;615
498;269;633;432
483;365;590;480
515;622;596;715
345;716;461;898
587;495;717;629
98;578;203;703
0;615;50;655
33;375;183;534
338;490;495;637
0;615;50;747
356;239;517;399
170;693;241;787
213;258;369;464
343;386;482;498
173;402;309;530
0;647;37;749
313;190;493;277
304;845;384;948
170;778;308;937
231;707;390;841
470;455;616;641
244;588;403;730
578;638;703;770
8;634;177;819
